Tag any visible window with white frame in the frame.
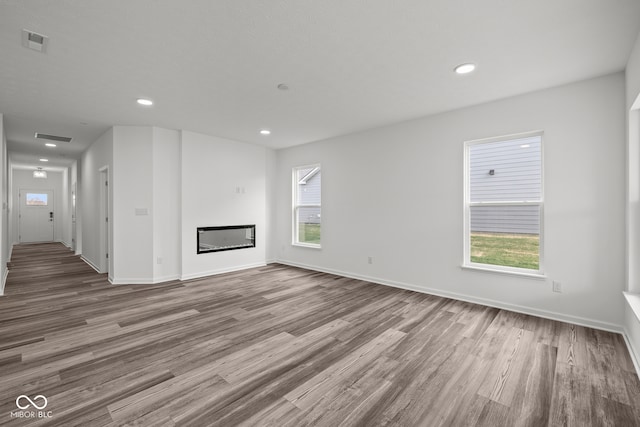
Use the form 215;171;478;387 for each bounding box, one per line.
293;164;321;247
464;132;543;274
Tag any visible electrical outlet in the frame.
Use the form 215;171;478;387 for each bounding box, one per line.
368;256;373;264
552;281;562;293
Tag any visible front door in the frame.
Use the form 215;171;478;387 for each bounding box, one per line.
19;189;54;242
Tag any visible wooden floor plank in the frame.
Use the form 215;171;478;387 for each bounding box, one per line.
0;242;639;426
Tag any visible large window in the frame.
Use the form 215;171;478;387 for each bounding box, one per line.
293;164;321;247
464;132;543;275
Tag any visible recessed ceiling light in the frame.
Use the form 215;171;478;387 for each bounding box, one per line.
45;143;56;147
260;129;271;135
454;63;476;74
39;158;48;162
136;98;153;106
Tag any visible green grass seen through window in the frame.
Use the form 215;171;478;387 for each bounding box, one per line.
298;223;321;245
470;232;539;270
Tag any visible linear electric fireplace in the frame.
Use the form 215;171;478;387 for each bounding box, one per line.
197;225;256;254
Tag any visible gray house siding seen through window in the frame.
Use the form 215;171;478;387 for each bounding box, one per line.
469;136;541;234
297;168;321;224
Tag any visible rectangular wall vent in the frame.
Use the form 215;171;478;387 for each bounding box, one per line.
21;29;49;53
35;133;72;143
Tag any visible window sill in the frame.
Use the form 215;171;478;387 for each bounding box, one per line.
292;243;322;249
624;292;640;323
461;264;547;280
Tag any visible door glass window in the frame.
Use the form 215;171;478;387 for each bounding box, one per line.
26;193;48;206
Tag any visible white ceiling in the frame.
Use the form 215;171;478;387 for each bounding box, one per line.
1;0;639;170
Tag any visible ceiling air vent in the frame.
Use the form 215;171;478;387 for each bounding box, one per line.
21;29;49;53
35;133;72;143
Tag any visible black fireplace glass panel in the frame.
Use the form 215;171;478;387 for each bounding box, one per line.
197;225;255;254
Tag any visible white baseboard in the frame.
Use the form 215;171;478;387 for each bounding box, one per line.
623;328;640;378
623;295;640;377
108;263;267;285
180;262;266;281
1;244;14;296
109;274;181;285
276;259;624;334
0;266;7;296
152;274;181;284
80;256;101;274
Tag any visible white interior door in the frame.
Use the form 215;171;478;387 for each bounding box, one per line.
19;189;54;242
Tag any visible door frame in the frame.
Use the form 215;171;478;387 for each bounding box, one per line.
71;182;77;252
99;167;110;275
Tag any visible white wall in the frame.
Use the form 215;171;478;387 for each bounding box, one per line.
10;169;64;244
112;126;154;283
626;31;640;372
627;34;640;295
0;114;7;294
152;127;181;282
92;126;182;284
265;148;277;263
80;127;113;273
92;126;267;284
275;72;626;330
181;130;268;279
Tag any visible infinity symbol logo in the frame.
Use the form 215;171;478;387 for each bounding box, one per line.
15;395;48;410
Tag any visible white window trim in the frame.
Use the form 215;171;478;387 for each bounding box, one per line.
461;263;547;280
292;164;322;249
463;130;545;276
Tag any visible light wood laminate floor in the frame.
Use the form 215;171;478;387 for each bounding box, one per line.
0;243;639;426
